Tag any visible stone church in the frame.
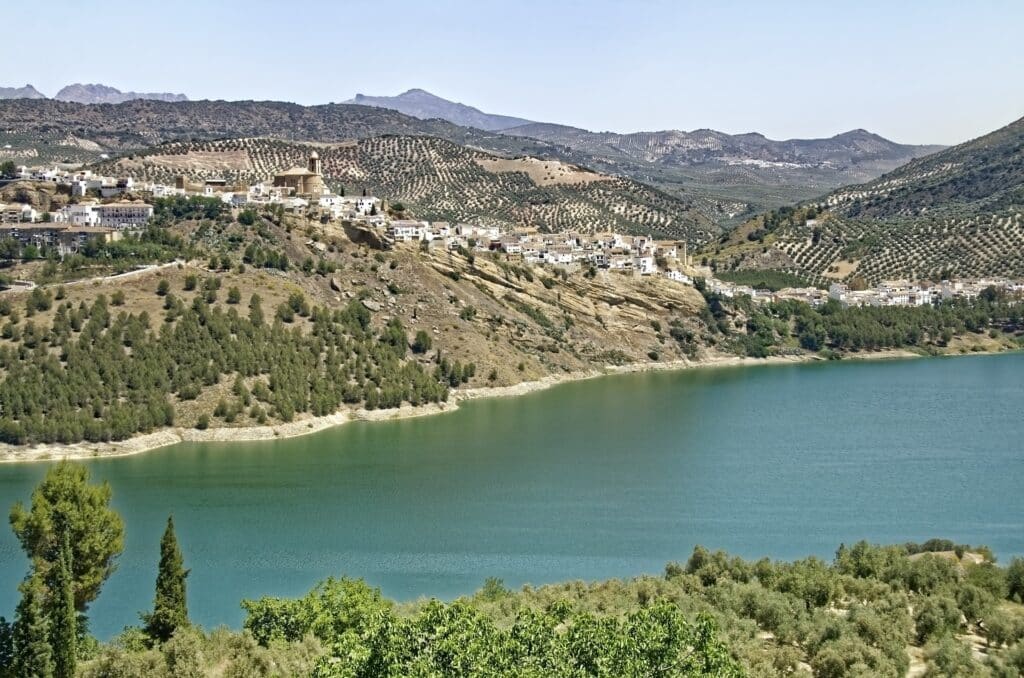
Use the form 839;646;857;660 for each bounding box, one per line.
273;151;326;197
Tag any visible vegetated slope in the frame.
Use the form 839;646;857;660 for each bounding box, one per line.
826;115;1024;219
346;88;535;131
73;538;1024;677
506;125;941;172
706;116;1024;284
53;83;188;104
504;124;944;216
99;136;719;241
0;98;938;228
0;97;595;185
0;206;709;447
0;98;474;152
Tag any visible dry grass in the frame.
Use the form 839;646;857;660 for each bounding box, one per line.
475;157;610;186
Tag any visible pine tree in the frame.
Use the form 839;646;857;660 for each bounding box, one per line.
143;516;189;643
0;615;13;678
50;533;75;678
12;578;53;678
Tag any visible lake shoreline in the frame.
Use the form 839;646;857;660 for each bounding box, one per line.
0;346;995;464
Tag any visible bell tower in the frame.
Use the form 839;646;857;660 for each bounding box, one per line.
308;150;322;176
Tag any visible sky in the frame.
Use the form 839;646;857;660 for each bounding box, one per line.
9;0;1024;145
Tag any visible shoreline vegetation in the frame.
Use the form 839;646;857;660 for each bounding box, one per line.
0;345;978;464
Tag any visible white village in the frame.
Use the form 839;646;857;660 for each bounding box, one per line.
2;154;1022;306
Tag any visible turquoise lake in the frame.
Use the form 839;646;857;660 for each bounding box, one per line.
1;353;1022;638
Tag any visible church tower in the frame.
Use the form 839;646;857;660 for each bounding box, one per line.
308;150;322;176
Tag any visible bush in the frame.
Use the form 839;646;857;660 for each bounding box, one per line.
914;596;961;643
411;330;432;354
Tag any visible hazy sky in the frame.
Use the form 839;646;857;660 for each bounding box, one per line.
10;0;1024;145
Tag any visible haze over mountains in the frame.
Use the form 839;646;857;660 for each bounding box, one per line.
0;82;188;104
0;84;46;100
343;89;944;219
345;89;534;132
342;88;942;175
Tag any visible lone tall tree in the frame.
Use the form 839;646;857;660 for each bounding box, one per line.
143;515;190;643
51;534;76;678
12;578;53;678
9;462;125;613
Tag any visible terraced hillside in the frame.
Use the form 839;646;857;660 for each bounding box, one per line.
705;116;1024;284
98;137;717;241
825;115;1024;219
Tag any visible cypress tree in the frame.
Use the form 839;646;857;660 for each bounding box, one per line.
12;578;53;678
143;515;189;643
51;533;76;678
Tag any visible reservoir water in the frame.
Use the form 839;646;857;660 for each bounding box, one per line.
1;353;1022;638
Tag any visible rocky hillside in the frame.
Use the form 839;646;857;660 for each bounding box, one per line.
705;115;1024;284
346;89;534;131
0;208;709;445
97;136;718;241
0;84;46;99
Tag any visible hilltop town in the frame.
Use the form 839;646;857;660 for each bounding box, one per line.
3;154;1023;311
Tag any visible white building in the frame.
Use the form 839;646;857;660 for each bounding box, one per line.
633;255;656;275
65;203;100;226
0;204;38;224
95;202;154;229
388;220;427;242
664;269;692;285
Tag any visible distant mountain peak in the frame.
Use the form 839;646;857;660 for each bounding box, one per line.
0;83;46;100
54;83;188;105
344;89;535;132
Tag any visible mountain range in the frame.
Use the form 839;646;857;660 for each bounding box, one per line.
344;89;533;132
0;82;188;104
0;92;944;225
343;89;944;220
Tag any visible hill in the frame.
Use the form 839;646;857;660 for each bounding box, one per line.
0;84;46;100
705;116;1024;284
346;88;534;131
503;123;944;221
0;98;940;228
0;189;1018;452
0;202;712;449
825;115;1024;219
96;136;718;241
53;83;189;104
504;124;941;171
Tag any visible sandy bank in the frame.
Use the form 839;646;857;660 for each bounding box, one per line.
0;347;1000;464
